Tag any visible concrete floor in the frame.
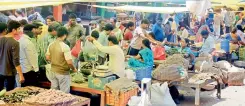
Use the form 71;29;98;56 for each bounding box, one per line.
178;85;245;106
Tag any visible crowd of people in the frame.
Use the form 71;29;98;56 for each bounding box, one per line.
1;6;245;104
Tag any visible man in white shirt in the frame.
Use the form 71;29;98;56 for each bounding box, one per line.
213;9;224;38
224;8;235;33
88;36;125;78
128;19;150;56
18;24;39;87
199;30;215;54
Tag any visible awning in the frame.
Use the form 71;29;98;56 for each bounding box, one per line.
92;5;189;13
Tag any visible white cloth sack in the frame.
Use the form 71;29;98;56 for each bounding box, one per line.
151;82;176;106
125;69;136;80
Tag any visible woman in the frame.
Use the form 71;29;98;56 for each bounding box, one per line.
127;39;154;68
236;25;245;44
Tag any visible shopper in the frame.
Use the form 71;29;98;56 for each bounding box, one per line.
0;22;7;37
42;22;61;59
32;22;44;66
88;36;125;78
97;24;114;64
224;8;236;33
0;20;25;91
46;15;55;26
18;24;39;87
128;19;157;56
46;26;77;93
83;30;100;61
152;17;165;42
65;13;84;48
213;9;224;39
93;19;106;33
127;39;154;68
123;21;135;41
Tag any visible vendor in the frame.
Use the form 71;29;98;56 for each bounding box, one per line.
199;30;215;54
179;39;195;65
196;24;211;42
127;39;154;68
178;25;189;39
225;28;245;45
88;36;125;78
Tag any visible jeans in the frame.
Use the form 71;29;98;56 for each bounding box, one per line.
49;71;70;93
225;26;232;33
0;75;15;91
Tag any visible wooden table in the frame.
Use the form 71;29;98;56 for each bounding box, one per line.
41;82;105;106
173;74;221;106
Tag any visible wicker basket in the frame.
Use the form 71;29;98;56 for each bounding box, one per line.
106;88;138;106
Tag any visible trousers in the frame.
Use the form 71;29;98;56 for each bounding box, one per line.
49;71;70;93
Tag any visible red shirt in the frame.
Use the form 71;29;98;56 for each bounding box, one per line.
124;31;133;41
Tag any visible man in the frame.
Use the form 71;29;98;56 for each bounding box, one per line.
83;31;100;61
224;8;235;33
18;24;39;87
76;18;86;36
199;30;215;54
93;19;106;33
152;17;165;42
0;20;25;91
88;36;125;78
65;13;84;49
128;19;157;56
0;22;7;37
97;24;114;64
46;15;55;26
32;22;45;66
213;9;224;38
46;26;77;93
110;18;123;42
42;22;61;58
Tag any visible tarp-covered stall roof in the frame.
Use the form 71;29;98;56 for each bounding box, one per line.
92;5;189;13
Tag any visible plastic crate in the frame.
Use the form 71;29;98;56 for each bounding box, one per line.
132;67;153;81
106;87;138;106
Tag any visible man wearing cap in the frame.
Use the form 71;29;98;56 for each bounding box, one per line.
199;30;215;54
76;18;86;36
18;24;39;87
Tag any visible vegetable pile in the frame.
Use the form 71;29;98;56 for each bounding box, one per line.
71;72;85;83
24;89;78;106
0;91;40;103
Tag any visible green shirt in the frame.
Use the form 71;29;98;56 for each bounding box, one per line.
65;24;84;48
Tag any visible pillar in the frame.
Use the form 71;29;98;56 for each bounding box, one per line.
53;5;62;22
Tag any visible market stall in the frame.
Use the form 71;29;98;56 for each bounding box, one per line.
0;86;91;106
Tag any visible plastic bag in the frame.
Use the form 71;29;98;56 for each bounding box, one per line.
151;82;176;106
137;90;152;106
152;45;166;60
71;40;82;58
125;69;136;80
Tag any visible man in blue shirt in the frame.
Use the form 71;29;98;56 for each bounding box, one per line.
152;17;165;42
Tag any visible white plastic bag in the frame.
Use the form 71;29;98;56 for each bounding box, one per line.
137;90;152;106
151;82;176;106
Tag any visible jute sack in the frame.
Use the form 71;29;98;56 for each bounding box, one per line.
153;65;184;81
194;61;213;72
228;69;245;86
214;60;232;71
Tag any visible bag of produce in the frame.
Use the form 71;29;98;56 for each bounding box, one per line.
71;72;85;83
153;65;186;81
195;61;213;72
228;67;245;86
214;60;232;71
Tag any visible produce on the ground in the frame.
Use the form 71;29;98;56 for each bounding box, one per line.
24;89;78;106
71;72;85;83
0;91;40;103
